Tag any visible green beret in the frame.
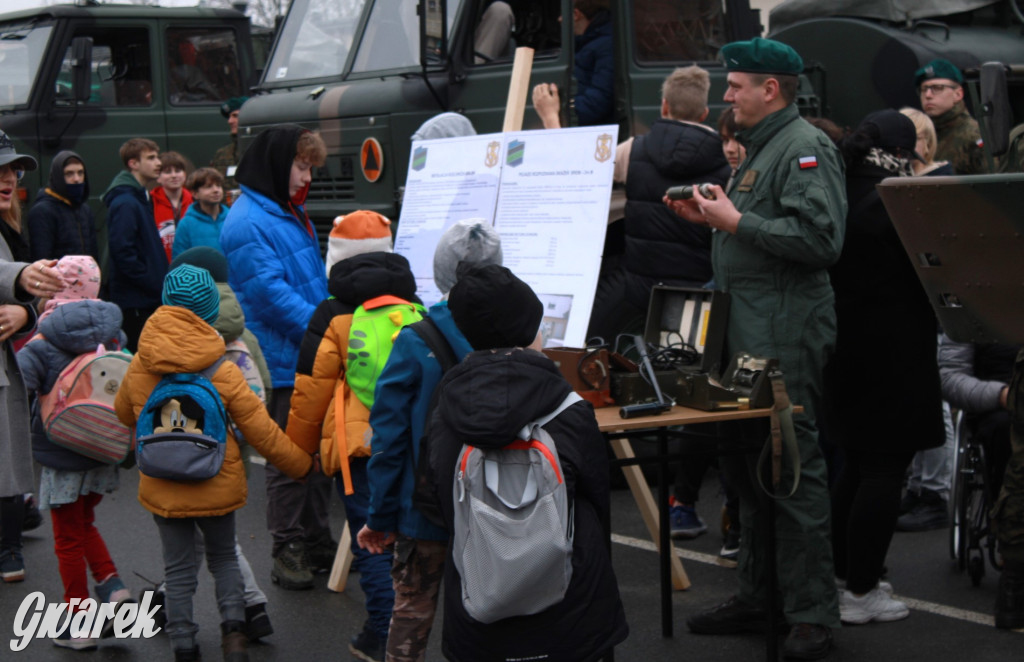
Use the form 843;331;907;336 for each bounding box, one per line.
914;59;963;87
220;96;249;118
721;37;803;76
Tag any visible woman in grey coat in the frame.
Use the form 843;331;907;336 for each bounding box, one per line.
0;129;67;582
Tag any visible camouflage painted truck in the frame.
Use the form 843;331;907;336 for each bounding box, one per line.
0;2;260;212
238;0;766;241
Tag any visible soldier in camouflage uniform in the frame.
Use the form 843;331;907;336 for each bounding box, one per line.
210;96;247;193
916;59;987;175
994;348;1024;629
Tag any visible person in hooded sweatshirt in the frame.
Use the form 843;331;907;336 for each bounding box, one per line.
425;264;628;662
357;218;503;662
103;138;166;353
27;151;98;262
115;264;314;662
220;125;334;590
17;255;132;651
286;210;409;661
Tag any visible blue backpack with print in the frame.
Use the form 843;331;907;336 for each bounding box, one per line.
135;359;228;482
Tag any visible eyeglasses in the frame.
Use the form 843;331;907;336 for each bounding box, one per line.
0;164;25;181
919;83;959;95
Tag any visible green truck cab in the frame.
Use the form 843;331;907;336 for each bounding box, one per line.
239;0;763;239
0;3;259;209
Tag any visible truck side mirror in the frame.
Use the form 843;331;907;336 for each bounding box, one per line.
419;0;447;67
71;36;93;104
979;62;1011;157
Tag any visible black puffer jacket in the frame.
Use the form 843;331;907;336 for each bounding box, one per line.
27;150;98;261
427;348;628;662
623;119;731;306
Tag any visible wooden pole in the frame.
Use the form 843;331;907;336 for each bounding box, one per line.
502;47;535;132
326;521;354;592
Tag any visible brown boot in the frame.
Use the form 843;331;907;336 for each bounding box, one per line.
220;621;248;662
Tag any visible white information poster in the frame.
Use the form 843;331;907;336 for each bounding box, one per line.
494;126;617;347
395;134;503;305
395;125;618;347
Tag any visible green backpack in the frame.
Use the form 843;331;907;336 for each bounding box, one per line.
347;295;426;409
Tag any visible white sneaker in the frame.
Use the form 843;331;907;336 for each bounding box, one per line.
839;587;910;624
835;578;894;595
52;633;98;650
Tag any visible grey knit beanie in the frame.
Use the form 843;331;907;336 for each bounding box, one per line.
432;219;503;296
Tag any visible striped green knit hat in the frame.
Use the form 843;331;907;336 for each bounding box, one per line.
162;264;219;325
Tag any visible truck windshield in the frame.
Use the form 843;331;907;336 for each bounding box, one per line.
0;21;53;108
265;0;367;82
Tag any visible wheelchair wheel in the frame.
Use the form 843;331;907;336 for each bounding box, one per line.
950;433;969;568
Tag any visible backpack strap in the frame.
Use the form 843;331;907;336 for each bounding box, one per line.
518;391;584;440
334;315;355;496
362;294;414;310
409;317;458;373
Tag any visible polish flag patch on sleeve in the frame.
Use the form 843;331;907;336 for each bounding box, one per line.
798;155;818;169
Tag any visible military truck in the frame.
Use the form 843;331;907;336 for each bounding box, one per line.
0;2;260;209
239;0;764;239
769;0;1024;150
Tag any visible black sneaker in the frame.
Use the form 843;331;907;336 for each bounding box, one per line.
718;529;741;568
895;488;948;532
349;624;386;662
898;489;921;515
686;596;767;634
304;537;337;574
22;495;43;531
244;603;274;641
270;542;313;590
996;561;1024;629
782;623;832;660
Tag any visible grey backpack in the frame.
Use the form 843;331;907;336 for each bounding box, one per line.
452;391;583;624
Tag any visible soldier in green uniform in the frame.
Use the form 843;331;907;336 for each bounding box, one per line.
916;59;986;175
995;350;1024;629
666;37;844;660
210;96;248;194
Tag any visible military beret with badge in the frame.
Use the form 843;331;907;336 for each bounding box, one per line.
914;59;963;87
720;37;803;76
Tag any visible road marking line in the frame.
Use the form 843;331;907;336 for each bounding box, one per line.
611;533;1023;632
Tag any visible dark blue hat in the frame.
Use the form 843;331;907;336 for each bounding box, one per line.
169;246;229;284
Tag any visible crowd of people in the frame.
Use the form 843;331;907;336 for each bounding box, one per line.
0;14;1021;662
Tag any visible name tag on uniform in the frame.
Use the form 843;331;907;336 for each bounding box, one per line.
227;166;237;177
735;169;758;192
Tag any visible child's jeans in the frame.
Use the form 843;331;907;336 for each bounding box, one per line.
51;493;117;605
153;512;244;652
194;535;267;608
337;458;395;641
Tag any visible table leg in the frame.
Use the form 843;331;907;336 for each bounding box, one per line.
609;437;692;595
658;429;673;636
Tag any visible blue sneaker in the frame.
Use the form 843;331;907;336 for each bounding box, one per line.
0;547;25;583
669;503;707;539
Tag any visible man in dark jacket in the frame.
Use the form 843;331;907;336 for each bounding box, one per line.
533;0;614;128
103;138;165;352
617;65;730;312
427;265;628;662
27;151;98;262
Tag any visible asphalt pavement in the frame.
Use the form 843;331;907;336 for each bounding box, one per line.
2;455;1022;661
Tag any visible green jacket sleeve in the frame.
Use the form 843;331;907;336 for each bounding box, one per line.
734;144;847;269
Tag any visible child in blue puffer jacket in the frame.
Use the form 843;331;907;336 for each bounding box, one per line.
171;168;229;259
